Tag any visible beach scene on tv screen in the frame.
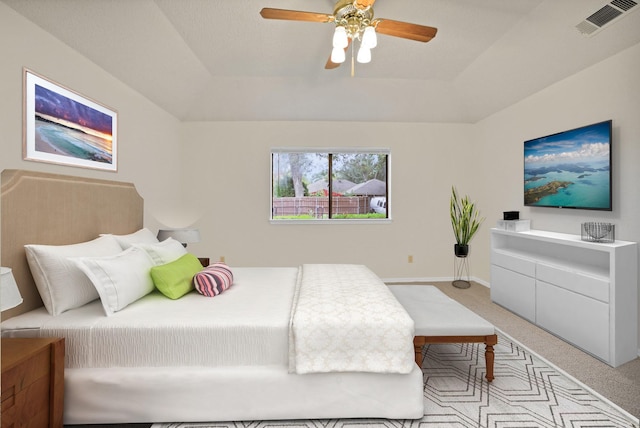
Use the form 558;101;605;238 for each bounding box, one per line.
524;121;611;209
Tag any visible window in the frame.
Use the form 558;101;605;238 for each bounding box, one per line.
271;148;389;221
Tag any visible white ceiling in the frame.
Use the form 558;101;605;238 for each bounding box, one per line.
4;0;640;123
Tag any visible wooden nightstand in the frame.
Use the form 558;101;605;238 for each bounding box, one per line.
1;337;65;428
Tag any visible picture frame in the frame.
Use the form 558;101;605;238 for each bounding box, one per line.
23;68;118;172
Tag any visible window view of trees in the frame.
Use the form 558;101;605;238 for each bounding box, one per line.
271;150;389;220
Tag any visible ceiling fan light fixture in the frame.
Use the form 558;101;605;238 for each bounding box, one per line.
332;26;349;48
331;46;346;63
259;2;438;71
356;45;371;63
362;25;377;48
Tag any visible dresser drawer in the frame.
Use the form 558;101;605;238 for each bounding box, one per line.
536;280;609;361
537;262;609;302
1;347;50;400
490;264;536;322
1;338;64;428
2;375;50;428
491;250;536;277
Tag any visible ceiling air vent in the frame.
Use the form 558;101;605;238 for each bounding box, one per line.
576;0;638;36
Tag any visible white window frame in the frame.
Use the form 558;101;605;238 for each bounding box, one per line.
270;147;391;224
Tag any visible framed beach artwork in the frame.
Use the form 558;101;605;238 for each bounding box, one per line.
23;69;118;171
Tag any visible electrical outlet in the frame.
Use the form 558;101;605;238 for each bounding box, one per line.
408;255;413;263
220;256;225;263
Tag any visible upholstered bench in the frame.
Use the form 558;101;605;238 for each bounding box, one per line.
389;285;498;382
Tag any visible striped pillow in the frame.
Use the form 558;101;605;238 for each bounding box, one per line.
193;262;234;297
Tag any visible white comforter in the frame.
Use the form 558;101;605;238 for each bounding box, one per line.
289;264;415;374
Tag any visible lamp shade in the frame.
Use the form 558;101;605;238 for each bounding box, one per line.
332;26;348;48
331;46;346;64
357;46;371;63
157;229;201;246
362;26;377;48
1;267;23;311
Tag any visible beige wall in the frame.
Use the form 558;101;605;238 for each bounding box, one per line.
0;3;184;233
181;122;475;280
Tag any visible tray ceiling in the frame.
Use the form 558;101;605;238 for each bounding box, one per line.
4;0;640;122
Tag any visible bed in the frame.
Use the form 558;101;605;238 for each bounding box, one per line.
0;169;424;424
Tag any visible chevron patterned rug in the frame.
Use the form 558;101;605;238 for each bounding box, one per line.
152;330;638;428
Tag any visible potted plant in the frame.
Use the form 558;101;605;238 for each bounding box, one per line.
450;186;484;257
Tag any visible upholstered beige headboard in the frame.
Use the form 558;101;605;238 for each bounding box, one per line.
1;169;143;320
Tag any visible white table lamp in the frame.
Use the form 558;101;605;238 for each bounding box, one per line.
1;267;23;311
157;228;200;247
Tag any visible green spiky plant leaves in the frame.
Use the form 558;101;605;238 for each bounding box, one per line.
450;186;484;247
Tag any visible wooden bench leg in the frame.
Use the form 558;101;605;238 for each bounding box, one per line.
484;334;498;382
413;336;427;367
414;334;498;382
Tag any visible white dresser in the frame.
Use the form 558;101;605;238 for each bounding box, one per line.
490;228;638;367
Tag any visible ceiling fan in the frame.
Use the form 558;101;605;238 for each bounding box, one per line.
260;0;437;71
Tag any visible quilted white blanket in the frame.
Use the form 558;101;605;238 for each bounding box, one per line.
288;264;415;374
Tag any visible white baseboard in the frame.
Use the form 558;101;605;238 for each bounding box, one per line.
383;276;450;284
383;276;490;288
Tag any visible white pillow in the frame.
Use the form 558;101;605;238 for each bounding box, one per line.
25;235;124;316
134;238;188;265
101;228;159;250
72;246;156;316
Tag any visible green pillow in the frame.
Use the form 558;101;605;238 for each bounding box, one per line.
150;253;202;299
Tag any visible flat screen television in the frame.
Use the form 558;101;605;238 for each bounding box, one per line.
524;120;612;211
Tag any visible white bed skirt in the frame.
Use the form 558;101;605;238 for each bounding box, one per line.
64;365;425;424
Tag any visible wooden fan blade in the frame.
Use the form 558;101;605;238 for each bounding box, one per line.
325;56;342;69
354;0;376;10
375;19;438;43
259;8;334;23
325;39;352;69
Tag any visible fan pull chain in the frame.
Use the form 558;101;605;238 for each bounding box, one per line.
351;42;355;77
